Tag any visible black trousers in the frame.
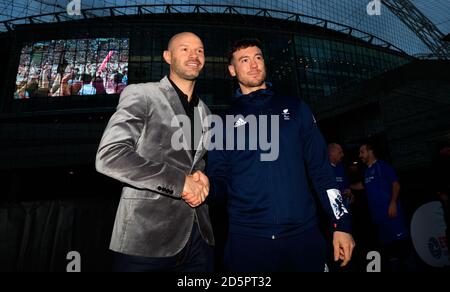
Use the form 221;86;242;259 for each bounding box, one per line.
112;223;214;272
224;226;327;272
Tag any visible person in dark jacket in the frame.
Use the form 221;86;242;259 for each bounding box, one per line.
206;39;355;272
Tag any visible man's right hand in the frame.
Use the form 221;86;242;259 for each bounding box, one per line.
182;173;209;208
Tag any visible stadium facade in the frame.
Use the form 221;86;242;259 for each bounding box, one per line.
0;1;447;192
0;0;449;272
0;2;420;168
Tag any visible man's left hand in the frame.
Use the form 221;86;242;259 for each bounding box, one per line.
388;201;398;218
333;231;355;267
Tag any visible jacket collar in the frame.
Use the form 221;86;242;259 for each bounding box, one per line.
159;76;187;115
233;82;274;107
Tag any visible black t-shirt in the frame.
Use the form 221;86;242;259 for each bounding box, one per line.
169;78;201;159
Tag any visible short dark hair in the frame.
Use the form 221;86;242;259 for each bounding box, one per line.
362;142;374;151
228;38;263;64
361;140;377;157
81;73;92;84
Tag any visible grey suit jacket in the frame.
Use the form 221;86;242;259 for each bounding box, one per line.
96;76;214;257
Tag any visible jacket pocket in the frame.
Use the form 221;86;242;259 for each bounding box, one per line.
122;187;161;200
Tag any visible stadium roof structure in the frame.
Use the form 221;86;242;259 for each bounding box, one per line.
0;0;449;59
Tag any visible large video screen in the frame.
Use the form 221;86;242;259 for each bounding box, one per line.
14;38;129;99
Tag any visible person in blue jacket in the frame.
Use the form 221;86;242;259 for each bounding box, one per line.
206;38;355;272
351;142;411;270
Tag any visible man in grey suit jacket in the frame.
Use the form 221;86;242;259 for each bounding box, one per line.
96;32;214;272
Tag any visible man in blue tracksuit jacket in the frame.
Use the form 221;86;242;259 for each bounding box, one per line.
206;39;355;272
328;143;353;209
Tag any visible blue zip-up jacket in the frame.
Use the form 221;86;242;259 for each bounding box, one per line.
207;84;351;238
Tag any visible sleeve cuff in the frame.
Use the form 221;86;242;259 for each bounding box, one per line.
332;214;352;234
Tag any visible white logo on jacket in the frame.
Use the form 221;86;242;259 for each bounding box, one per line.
234;117;247;128
326;189;349;220
282;109;290;120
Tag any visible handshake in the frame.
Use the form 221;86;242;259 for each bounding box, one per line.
182;171;210;208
